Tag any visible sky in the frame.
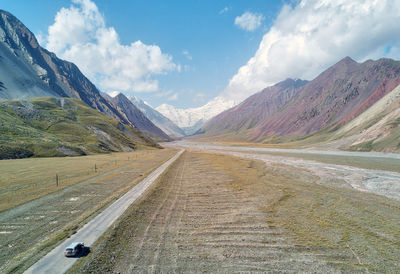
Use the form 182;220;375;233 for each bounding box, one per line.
2;0;400;109
1;0;282;108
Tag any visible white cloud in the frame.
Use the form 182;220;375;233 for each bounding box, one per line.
234;12;264;31
44;0;177;93
223;0;400;103
219;6;230;15
182;50;192;60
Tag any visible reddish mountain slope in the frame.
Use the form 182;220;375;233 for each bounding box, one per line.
110;93;172;142
200;79;307;140
200;57;400;142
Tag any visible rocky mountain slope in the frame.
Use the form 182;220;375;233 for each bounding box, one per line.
323;83;400;152
156;96;234;135
128;95;185;138
0;97;158;159
0;10;130;124
107;93;171;142
200;57;400;144
199;79;307;140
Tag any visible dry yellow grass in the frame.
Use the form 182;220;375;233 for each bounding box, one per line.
0;148;179;273
72;151;400;272
0;148;163;211
198;152;400;272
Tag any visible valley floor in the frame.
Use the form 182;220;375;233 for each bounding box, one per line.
0;148;177;273
71;147;400;273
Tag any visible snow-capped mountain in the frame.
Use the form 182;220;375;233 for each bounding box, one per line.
156;96;235;135
128;95;186;138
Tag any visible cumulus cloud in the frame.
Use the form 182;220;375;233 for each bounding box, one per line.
234;12;264;31
44;0;177;93
223;0;400;103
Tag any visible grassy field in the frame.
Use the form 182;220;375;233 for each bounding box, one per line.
208;153;400;272
0;148;160;211
70;151;400;272
0;148;178;273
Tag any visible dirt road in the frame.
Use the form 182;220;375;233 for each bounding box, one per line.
72;151;395;273
24;150;183;274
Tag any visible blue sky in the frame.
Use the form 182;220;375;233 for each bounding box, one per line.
1;0;284;108
2;1;400;111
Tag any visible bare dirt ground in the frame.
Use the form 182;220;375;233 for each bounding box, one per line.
0;148;177;273
71;150;400;273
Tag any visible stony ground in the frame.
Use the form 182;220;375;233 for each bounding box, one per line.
71;151;399;273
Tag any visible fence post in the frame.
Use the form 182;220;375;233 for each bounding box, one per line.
56;174;59;187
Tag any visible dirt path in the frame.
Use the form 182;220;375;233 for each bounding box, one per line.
0;149;177;273
74;151;370;273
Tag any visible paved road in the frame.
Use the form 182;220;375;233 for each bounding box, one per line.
24;149;184;274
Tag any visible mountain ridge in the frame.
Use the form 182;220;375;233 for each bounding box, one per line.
199;57;400;147
108;93;172;142
0;10;131;124
156;96;235;135
128;95;185;138
0;9;169;146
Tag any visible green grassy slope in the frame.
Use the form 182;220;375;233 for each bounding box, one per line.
0;97;159;159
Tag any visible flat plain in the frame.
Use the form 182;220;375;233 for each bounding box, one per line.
0;148;177;273
70;150;400;273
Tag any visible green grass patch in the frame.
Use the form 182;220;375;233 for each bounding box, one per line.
0;97;158;159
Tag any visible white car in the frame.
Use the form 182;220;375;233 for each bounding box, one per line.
64;242;84;257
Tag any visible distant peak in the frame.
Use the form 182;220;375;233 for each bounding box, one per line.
339;56;357;64
276;78;308;89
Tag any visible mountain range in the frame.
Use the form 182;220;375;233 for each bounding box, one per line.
156;96;234;135
0;9;171;153
101;92;172;142
1;9;400;156
0;10;130;124
198;57;400;152
128;95;185;138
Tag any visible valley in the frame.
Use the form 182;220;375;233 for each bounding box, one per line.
1;2;400;273
68;145;400;273
0;148;177;273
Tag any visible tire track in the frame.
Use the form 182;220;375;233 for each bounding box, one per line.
149;159;185;273
128;157;186;272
